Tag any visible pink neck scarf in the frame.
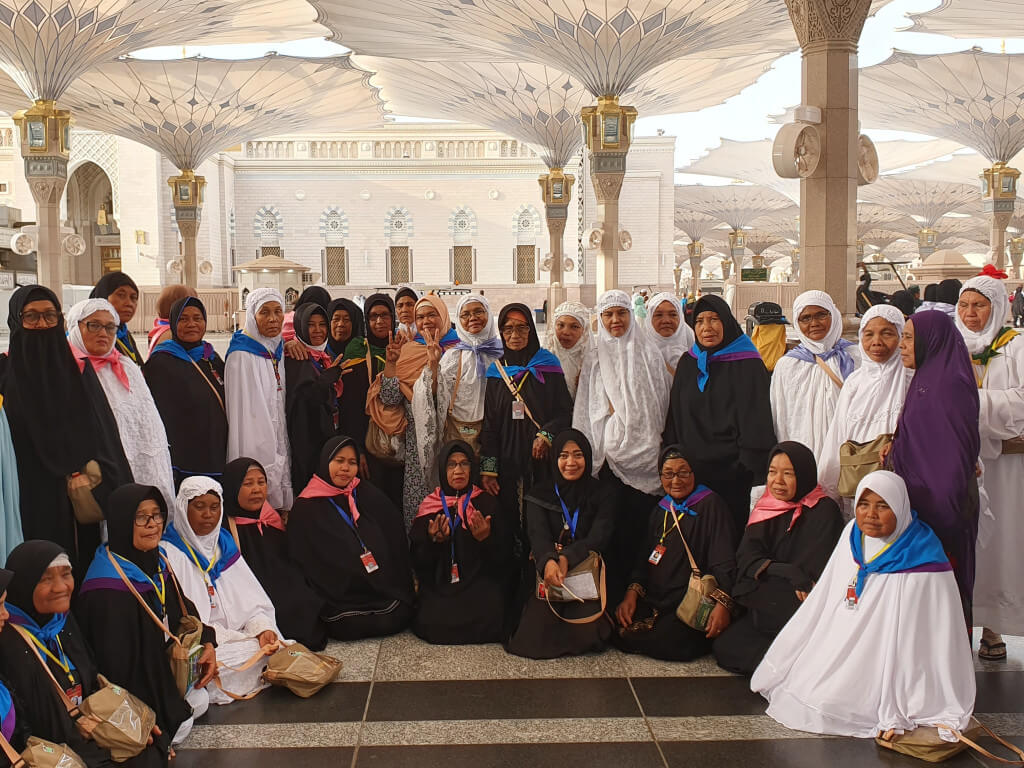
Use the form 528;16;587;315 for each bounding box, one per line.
415;487;483;523
299;474;361;523
748;484;828;530
232;501;285;534
71;344;130;390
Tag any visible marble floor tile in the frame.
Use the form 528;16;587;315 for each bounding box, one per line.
324;637;382;682
174;747;354;768
354;742;666;767
649;715;834;742
181;722;362;749
356;717;654;746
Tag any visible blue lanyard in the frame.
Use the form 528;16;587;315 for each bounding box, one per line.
554;485;579;539
440;492;471;566
328;495;367;551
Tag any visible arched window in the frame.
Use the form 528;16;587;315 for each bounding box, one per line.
384;207;414;283
448;206;477;284
320;207;349;285
512;204;541;284
253;206;284;258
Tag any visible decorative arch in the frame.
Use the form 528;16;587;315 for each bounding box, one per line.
67;130;120;218
253;205;284;246
384;206;413;246
448;205;477;245
319;206;349;246
512;204;541;246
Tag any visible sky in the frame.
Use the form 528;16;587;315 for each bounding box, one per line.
135;0;1024;184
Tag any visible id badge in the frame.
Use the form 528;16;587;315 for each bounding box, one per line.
648;545;666;565
511;401;525;420
845;584;858;610
360;549;379;573
65;684;83;707
450;564;461;584
207;582;217;609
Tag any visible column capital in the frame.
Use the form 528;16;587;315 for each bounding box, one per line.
784;0;871;49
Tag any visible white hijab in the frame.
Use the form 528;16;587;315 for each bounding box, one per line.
955;275;1009;355
174;476;225;563
443;294;499;422
543;300;592;398
66;298;119;357
573;289;670;494
854;470;913;559
642;292;695;371
792;290;844;354
244;287;285;355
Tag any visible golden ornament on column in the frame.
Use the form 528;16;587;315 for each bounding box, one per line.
538;166;574;307
12;100;73;289
581;95;637;295
917;227;937;258
168;169;207;288
728;230;746;279
1009;236;1023;279
980;162;1019;270
687;241;703;295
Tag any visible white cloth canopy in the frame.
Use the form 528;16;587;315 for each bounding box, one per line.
543;300;592;399
572;290;670;494
226;288;292;510
66;298;177;510
770;290;859;455
642;292;695;378
957;278;1024;634
752;471;976;738
818;305;911;506
164;476;284;705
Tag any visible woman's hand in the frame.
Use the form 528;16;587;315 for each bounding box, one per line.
284;339;309;360
196;643;217;688
257;630;279;650
147;724;162;747
879;441;893;466
795;590;809;602
467;513;492;542
482;476;500;496
428;513;451;543
383;330;406;376
543;558;565;588
704;602;731;639
425;327;443;370
532;436;549;460
616;590;638;628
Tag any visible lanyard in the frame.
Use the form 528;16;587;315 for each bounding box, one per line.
439;492;471;566
554;486;579;539
328;495;368;552
22;631;75;685
112;553;166;609
511;368;531;396
861;534;895;564
180;538;217;588
115;335;139;364
659;506;687;547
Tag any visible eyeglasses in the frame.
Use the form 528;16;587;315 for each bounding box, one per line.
501;324;531;337
82;320;118;335
446;460;472;471
459;308;488;321
797;311;830;325
416;310;440;321
661;470;694;481
20;309;60;328
134;512;165;527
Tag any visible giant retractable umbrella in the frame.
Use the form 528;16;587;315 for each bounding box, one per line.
908;0;1024;39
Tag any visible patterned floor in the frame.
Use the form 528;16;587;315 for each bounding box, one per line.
176;631;1024;768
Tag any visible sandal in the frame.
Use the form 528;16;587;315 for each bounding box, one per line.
979;638;1007;661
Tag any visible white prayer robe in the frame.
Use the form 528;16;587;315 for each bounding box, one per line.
752;518;976;738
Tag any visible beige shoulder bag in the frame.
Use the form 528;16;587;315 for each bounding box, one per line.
0;732;86;768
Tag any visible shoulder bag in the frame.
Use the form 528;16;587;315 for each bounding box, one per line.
263;643;343;698
442;351;483;455
671;518;721;632
66;460;104;525
364;355;403;465
838;433;893;497
1;733;87;768
12;625;155;762
814;355;844;389
534;551;607;625
876;718;1024;764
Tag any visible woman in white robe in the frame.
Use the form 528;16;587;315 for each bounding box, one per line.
770;290;858;455
955;275;1024;658
752;470;975;738
543;301;591;400
818;305;911;515
66;298;176;509
225;287;292;510
162;476;284;705
643;292;696;381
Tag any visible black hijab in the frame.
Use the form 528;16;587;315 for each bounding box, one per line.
658;444;703;500
5;540;67;624
89;271;138;302
294;302;329;349
0;567;11;598
937;278;962;305
888;289;916;317
766;441;818;503
551;428;593;510
317;435;360;486
5;285;95;475
326;298;365;356
169;295;207;350
497;302;540;366
437;440;476;496
106;484;167;576
295;286;332;311
691;294;743;352
221;457;267;520
363;293;396;349
394;286;419;306
924;283;938;302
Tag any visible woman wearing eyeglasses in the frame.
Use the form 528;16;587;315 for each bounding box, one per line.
66;298;176;512
3;287;131;572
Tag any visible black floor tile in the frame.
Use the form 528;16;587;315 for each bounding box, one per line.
631;676;766;717
365;678;641;721
201;682;371;724
976;672;1024;713
660;738;981;768
176;747;355;767
356;742;665;768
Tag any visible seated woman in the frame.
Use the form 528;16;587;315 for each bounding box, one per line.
614;447;738;661
0;541;166;767
751;471;975;737
162;477;283;705
221;458;327;650
410;441;509;644
506;430;614;659
288;436;414;640
714;442;843;675
78;485;217;748
285;302;343;492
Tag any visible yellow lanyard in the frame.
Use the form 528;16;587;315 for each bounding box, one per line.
659;507;687;546
24;631;74;684
181;538;217;584
112;553;166;608
862;534;895;564
512;369;531;397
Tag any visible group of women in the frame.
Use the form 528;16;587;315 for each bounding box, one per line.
0;268;1017;755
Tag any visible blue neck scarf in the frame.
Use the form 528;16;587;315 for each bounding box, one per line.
162;523;241;586
785;338;857;379
486;347;563;384
413;328;460;348
80;543;157;594
454;336;505;377
0;680;13;742
687;335;762;392
115;324;141;364
152;338;217;364
848;512;951;598
225;329;283;362
6;603;69;652
658;485;713;517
